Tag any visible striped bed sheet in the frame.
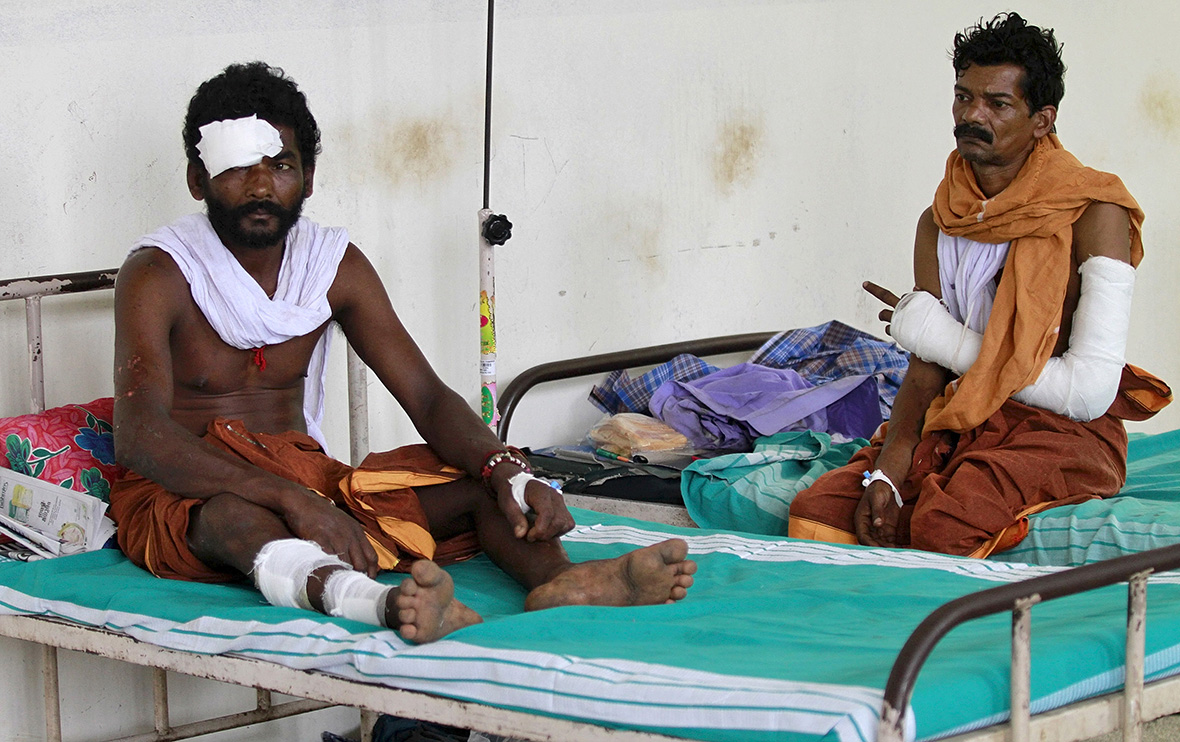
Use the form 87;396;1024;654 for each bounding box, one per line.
681;429;1180;570
5;508;1180;742
992;429;1180;567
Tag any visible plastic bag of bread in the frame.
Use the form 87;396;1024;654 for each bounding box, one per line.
587;413;690;456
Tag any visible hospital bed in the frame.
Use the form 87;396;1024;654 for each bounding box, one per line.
4;269;1180;742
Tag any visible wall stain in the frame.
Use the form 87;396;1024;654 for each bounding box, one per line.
376;116;461;187
1140;72;1180;138
712;115;764;194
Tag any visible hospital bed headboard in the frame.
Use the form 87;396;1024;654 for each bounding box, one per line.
495;331;777;443
0;268;373;466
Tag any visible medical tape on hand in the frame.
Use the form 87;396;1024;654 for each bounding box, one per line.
196;115;284;179
252;539;348;611
321;569;393;627
507;471;536;514
862;469;904;508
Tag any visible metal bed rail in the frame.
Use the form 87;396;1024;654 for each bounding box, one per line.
0;268;378;742
495;331;777;443
879;542;1180;742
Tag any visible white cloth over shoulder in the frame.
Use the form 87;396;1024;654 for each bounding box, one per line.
131;213;349;452
893;231;1134;422
937;232;1010;332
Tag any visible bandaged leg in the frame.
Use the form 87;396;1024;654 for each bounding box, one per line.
321;569;393;626
890;256;1135;421
252;539;348;611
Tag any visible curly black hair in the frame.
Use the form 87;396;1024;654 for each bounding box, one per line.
952;12;1066;114
183;62;322;171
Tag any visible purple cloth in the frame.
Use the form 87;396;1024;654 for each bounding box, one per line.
648;362;882;451
589;353;719;415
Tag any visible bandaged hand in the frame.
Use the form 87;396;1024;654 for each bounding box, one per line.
494;473;573;542
889;256;1135;422
855;479;902;547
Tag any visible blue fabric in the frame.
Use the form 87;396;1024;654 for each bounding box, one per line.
589;353;719;415
681;430;869;533
649;364;882;450
750;321;909;419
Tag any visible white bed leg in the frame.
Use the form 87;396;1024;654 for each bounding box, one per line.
360;708;377;742
1124;571;1150;742
153;668;171;736
43;644;61;742
1011;595;1038;742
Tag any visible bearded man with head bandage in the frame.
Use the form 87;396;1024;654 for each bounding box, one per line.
109;62;696;642
788;13;1171;557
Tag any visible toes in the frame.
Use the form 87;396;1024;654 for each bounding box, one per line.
411;559;444;587
656;539;689;564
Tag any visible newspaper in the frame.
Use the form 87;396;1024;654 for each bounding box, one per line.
0;530;43;562
0;466;111;559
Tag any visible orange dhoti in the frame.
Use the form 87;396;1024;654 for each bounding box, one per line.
110;418;480;582
787;399;1128;558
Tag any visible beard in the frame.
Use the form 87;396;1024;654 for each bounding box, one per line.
205;192;305;249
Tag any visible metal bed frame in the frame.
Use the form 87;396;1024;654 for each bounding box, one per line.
494;333;1180;742
3;268;1180;742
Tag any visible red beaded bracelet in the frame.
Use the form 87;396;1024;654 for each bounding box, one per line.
480;446;531;484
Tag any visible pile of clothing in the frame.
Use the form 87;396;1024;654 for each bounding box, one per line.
589;321;908;453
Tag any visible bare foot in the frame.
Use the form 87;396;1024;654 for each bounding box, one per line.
388;559;482;643
523;538;697;612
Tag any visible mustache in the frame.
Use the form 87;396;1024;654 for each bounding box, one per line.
954;124;993;144
232;200;290;219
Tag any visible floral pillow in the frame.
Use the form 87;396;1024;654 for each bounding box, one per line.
1;398;126;503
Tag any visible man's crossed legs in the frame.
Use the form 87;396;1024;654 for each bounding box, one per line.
187;476;696;643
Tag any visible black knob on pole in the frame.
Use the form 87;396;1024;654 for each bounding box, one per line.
482;214;513;245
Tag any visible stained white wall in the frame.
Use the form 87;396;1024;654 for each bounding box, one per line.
1;2;1179;740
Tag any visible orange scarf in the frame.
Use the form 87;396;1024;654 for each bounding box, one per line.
924;134;1149;435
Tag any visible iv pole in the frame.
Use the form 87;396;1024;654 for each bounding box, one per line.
478;0;513;430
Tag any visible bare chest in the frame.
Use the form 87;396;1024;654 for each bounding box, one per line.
174;302;328;385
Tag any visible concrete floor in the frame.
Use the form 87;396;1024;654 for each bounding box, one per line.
1084;713;1180;741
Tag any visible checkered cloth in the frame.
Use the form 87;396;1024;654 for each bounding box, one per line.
750;321;909;418
589;322;908;419
589;353;719;415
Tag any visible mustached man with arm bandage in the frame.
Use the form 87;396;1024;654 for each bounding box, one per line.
110;62;694;642
788;13;1172;557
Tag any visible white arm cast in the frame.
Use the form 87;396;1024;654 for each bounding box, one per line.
890;255;1135;421
890;291;981;375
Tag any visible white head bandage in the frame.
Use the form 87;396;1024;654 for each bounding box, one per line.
196;115;284;178
252;538;347;611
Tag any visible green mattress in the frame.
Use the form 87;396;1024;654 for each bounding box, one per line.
4;507;1180;741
